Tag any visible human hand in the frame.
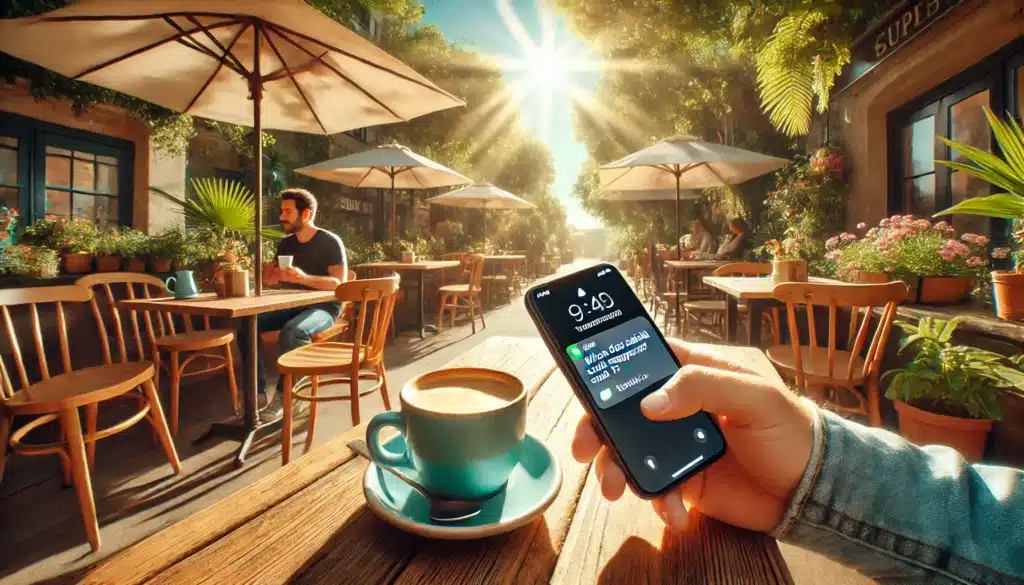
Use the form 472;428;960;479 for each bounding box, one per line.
263;263;280;285
277;267;308;284
571;339;815;533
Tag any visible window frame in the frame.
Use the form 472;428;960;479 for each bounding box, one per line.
0;110;134;227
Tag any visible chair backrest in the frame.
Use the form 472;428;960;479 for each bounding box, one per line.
465;254;485;291
76;272;201;365
0;286;93;399
773;281;907;389
347;270;357;282
714;262;770;277
335;274;401;364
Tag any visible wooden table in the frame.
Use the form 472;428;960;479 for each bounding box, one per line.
80;336;793;585
357;261;461;338
118;289;336;467
662;260;726;331
702;276;841;345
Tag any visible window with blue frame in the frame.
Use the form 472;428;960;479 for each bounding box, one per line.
0;111;133;228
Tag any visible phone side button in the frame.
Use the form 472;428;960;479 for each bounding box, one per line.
670;455;705;479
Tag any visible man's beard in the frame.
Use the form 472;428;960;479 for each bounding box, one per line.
281;220;301;234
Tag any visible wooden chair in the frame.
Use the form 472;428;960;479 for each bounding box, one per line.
768;281;907;426
682;262;779;343
436;253;486;334
0;286;180;552
277;275;400;464
441;253;468;285
77;273;239;436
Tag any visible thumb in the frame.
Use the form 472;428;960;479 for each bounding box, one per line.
640;365;784;427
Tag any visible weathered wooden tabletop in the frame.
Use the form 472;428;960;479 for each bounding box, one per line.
702;276;841;300
357;261;461;272
79;336;794;585
663;260;726;270
116;289;337;318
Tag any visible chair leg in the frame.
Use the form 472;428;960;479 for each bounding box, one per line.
84;403;98;472
867;376;882;427
436;294;447;332
168;350;181;436
60;407;100;552
449;296;456;328
771;308;781;345
223;342;239;414
0;412;10;484
281;373;294;465
141;379;181;474
304;375;319;455
378;363;392;411
477;295;486;330
349;370;361;427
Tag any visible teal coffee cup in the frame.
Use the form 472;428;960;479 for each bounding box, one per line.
165;270;199;299
366;368;526;500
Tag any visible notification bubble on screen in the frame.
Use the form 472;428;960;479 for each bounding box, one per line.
566;316;678;409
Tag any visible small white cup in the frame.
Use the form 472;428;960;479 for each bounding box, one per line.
278;255;294;269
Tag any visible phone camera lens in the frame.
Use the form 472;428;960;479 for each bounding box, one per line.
693;428;708;443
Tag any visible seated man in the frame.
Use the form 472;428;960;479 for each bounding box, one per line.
239;188;348;422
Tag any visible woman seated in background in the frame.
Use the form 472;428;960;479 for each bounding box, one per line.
714;217;749;260
680;219;714;259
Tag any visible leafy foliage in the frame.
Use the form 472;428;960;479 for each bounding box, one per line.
0;244;59;277
883;318;1024;420
151;178;284;241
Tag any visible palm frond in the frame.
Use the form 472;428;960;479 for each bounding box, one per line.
755;10;828;137
150;178;284;241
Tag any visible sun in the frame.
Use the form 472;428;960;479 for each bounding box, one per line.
526;46;568;88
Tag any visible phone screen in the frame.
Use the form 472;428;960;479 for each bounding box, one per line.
527;263;725;496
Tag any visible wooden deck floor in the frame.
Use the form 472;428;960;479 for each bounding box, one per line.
0;262;873;585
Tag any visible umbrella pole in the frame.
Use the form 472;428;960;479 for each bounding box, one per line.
675;171;682;261
390;170;396;243
253;25;264;296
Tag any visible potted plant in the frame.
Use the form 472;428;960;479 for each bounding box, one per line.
22;217;97;274
120;229;150;272
1;245;60;278
935;107;1024;320
398;239;416;263
92;228;124;272
761;233;808;283
826;216;989;303
149;229;185;273
883;317;1024;461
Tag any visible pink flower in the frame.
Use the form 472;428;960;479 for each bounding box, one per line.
840;232;857;241
934;221;953;232
967;256;986;267
940;249;957;261
976;236;990;246
992;247;1012;259
825;236;840;250
941;240;971;259
846;261;861;270
866;228;879;237
856;222;867;230
879;218;890;227
915;219;932;229
885;265;895;272
825;250;842;261
961;233;978;244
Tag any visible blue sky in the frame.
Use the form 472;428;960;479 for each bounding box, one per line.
420;0;603;229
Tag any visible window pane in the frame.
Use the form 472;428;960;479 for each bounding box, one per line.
0;145;16;185
904;174;935;217
96;196;118;224
0;137;16;148
73;192;96;221
46;155;71;187
72;193;117;223
950;170;990;236
96;163;118;195
73;151;96;161
0;186;18;209
902;116;935;177
45;146;71;156
97;154;117;165
73;158;96;191
949;90;991;163
46;189;71;216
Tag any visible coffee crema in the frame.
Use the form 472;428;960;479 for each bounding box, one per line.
408;377;519;415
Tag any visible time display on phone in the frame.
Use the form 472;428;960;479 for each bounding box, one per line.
568;291;615;321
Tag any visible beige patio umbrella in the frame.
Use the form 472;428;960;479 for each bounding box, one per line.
0;0;464;294
295;143;473;240
599;135;788;259
426;183;536;235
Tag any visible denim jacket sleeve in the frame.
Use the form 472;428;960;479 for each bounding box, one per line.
771;404;1024;585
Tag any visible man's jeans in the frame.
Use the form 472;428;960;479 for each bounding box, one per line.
238;304;339;397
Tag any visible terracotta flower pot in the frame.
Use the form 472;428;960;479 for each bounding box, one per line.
95;255;122;272
63;252;93;274
916;276;969;305
771;259;807;283
992;270;1024;321
854;271;889;284
152;258;173;273
894;400;992;462
126;257;147;273
401;251;416;264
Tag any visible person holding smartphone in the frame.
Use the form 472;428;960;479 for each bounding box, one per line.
571;339;1024;583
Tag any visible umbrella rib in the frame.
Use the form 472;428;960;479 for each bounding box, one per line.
260;27;328;135
183;15;249;76
353;167;376;189
268;21;464;104
701;162;731;187
69;19;238;80
182;23;249;115
269;24;405;121
163;17;223;63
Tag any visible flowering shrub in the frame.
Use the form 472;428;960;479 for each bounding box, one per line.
760;232;809;261
22;216;98;254
760;145;846;273
826;215;990;281
0;245;60;277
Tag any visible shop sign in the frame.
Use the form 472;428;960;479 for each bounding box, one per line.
336;195;372;215
834;0;962;96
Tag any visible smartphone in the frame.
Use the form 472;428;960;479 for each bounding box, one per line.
525;263;726;498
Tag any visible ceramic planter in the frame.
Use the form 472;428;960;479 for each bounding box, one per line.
854;271;889;284
771;259;807;283
63;252;93;274
223;269;250;297
95;255;122;272
894;400;992;462
152;258;173;273
991;270;1024;321
127;257;147;273
401;251;416;264
916;277;969;305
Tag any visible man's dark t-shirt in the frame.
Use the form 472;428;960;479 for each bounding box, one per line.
275;229;346;312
